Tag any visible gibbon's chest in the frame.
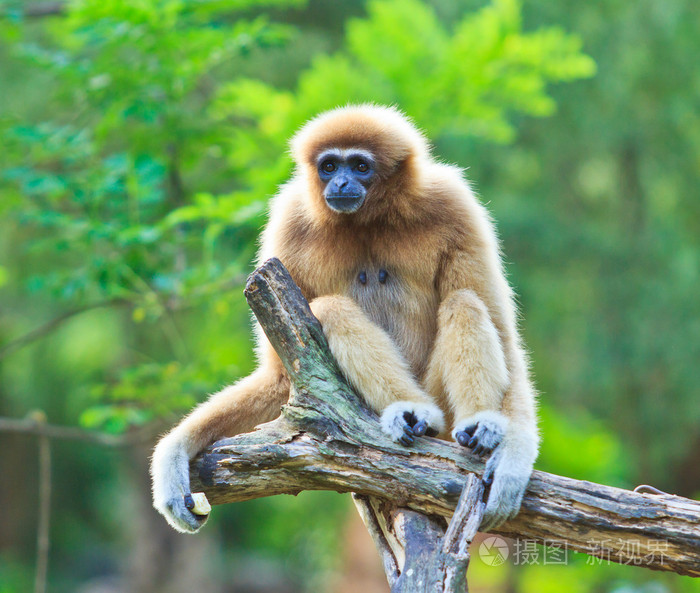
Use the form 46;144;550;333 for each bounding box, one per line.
278;220;444;376
345;262;438;374
321;234;442;378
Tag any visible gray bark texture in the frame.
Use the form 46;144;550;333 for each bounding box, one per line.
190;258;700;588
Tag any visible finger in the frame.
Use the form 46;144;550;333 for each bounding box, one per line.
184;493;195;511
413;419;428;436
455;431;470;447
463;424;478;437
483;462;495;481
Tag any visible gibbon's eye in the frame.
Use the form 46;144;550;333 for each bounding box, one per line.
356;161;369;173
321;160;336;173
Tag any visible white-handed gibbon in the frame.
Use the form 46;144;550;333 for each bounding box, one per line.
151;105;539;533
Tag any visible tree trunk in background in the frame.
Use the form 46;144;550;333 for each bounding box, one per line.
124;443;222;593
332;507;389;593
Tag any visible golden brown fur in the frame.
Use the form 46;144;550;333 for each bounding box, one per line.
151;105;539;534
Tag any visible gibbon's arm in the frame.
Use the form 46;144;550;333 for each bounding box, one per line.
424;286;509;451
150;360;289;533
151;189;303;535
437;232;539;530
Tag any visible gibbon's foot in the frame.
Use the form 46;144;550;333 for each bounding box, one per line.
479;441;532;531
162;494;209;533
151;434;209;534
380;401;445;446
452;410;508;459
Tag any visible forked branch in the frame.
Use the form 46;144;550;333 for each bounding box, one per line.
190;258;700;584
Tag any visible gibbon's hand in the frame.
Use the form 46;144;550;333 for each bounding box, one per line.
452;410;508;457
380;401;445;445
151;433;208;534
453;411;533;530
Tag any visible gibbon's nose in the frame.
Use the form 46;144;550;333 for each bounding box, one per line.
335;176;349;190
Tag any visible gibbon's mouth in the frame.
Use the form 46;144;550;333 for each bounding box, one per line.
325;195;365;213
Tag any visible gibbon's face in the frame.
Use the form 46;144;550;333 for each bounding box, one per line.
316;148;376;213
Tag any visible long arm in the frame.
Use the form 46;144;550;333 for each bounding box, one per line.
436;224;539;529
424;287;510;448
150;355;290;533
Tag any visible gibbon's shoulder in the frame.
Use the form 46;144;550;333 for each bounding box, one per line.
419;161;495;241
258;178;315;260
421;161;476;203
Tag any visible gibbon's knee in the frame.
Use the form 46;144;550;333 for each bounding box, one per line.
430;289;509;417
309;294;408;394
309;294;399;371
310;295;438;409
310;295;374;367
310;295;361;330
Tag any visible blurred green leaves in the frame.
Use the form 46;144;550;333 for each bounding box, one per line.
79;360;231;433
1;0;303;434
1;0;594;432
537;405;631;486
215;0;596;197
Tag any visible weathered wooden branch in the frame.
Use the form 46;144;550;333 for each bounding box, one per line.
351;474;486;592
191;258;700;583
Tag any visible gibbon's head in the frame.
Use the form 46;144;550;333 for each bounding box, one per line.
291;105;431;224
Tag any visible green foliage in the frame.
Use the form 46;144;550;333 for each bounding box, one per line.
1;0;301;424
216;0;594;197
537;405;631;485
482;0;700;491
2;0;292;301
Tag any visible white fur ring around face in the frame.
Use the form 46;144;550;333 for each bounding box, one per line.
380;401;446;445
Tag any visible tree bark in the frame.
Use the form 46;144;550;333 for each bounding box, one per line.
352;474;485;592
190;258;700;584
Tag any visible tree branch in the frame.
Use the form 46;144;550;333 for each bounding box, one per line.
0;299;126;360
34;414;51;593
0;415;156;447
0;2;66;19
190;258;700;581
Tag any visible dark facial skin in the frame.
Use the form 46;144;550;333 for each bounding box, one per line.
317;149;376;213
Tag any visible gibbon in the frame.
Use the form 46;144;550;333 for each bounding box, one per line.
151;105;539;534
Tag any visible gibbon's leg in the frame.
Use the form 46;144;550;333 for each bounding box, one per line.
151;359;289;533
310;295;445;445
425;289;509;456
426;289;539;530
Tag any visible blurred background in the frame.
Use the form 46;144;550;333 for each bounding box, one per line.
0;0;698;591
